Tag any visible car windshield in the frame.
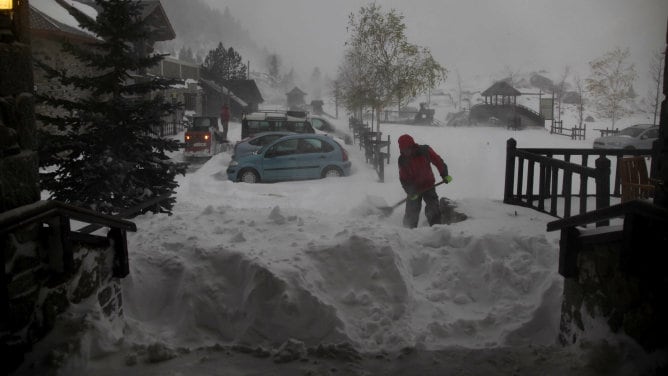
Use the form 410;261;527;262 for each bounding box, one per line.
618;127;645;137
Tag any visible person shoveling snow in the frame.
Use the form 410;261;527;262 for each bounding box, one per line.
393;134;452;228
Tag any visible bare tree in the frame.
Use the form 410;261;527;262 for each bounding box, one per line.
266;54;281;87
338;3;447;131
585;47;637;129
648;49;665;125
327;78;342;119
555;66;571;122
456;70;463;110
573;73;586;127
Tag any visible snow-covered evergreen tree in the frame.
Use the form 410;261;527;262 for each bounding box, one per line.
36;0;186;215
201;42;248;84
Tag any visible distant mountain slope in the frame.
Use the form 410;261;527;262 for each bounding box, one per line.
156;0;264;65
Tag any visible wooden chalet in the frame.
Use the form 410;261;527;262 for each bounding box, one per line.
286;86;307;110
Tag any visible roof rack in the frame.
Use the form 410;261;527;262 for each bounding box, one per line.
242;109;309;121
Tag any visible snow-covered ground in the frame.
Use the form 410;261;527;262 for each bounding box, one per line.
15;101;664;375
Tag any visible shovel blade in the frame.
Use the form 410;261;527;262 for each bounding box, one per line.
378;206;395;217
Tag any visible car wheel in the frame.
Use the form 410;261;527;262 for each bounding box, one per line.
239;169;260;183
322;166;343;178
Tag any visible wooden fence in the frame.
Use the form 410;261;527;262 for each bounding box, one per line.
349;118;391;182
593;127;620;137
151;121;184;137
503;138;654;225
549;121;586;140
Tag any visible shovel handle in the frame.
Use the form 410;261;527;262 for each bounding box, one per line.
392;180;447;208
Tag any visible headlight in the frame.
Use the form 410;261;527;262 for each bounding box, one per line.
229;160;239;167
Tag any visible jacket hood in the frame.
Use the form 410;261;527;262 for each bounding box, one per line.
398;134;416;150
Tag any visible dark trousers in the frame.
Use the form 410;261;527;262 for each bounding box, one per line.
221;120;229;140
403;187;441;228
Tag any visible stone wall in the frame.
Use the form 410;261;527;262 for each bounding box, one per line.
559;235;668;352
2;227;124;372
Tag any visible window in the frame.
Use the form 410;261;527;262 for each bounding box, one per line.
247;120;272;135
267;139;298;157
250;134;284;146
297;138;334;154
184;93;197;111
298;139;319;153
643;128;658;139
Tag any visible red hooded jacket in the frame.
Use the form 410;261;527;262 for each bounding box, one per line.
220;105;231;122
397;135;448;194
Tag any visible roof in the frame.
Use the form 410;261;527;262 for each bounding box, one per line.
481;81;521;97
199;79;248;107
137;0;176;41
222;80;264;104
30;0;99;42
287;86;307;96
32;0;175;42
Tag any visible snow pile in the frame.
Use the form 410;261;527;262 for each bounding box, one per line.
107;120;575;355
17;106;664;374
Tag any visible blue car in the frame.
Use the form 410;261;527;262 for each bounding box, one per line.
227;134;351;183
232;131;295;160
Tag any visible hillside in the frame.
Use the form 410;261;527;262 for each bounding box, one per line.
156;0;264;67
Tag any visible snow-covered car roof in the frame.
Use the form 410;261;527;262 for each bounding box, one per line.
243;110;308;122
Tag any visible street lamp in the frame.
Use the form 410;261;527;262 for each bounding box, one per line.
0;0;14;42
0;0;13;11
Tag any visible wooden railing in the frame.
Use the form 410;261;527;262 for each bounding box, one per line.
77;192;173;234
503;138;654;223
593;127;619;137
550;121;586;140
0;200;137;278
349;118;391;182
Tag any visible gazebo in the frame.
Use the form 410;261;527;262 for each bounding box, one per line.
481;81;521;106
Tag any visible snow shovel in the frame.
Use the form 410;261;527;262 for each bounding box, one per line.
377;180;447;217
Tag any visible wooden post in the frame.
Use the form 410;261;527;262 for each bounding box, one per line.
595;156;611;227
503;138;517;204
558;226;580;278
109;228;130;278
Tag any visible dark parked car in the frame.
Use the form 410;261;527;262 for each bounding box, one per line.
593;123;659;149
227;134;351;183
241;110;314;139
232;131;295;160
183;116;225;158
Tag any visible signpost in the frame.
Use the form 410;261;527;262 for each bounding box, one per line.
540;98;554;120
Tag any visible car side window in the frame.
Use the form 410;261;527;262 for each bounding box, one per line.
267;139;298;157
248;121;271;134
644;129;658;139
297;139;320;154
296;139;334;154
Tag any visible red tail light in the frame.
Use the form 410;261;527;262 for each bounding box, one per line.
185;135;191;141
341;147;348;161
204;134;210;140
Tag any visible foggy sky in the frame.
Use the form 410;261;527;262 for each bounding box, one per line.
205;0;667;91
